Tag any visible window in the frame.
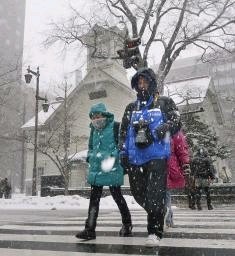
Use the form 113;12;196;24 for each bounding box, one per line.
216;63;232;72
219;77;232;85
37;167;44;186
89;89;107;100
37;167;44;177
38;132;46;147
59;130;71;147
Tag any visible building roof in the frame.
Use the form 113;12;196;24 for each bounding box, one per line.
21;66;133;130
68;150;88;163
21;102;61;130
170;55;202;69
164;76;211;106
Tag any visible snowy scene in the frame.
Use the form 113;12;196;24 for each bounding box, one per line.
0;0;235;255
0;194;141;210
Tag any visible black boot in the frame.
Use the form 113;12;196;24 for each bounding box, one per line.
206;187;213;210
189;195;196;210
76;205;98;240
208;204;213;210
197;201;202;210
188;196;193;209
76;216;96;240
196;199;202;210
119;224;133;237
75;229;96;240
197;205;202;210
190;204;196;210
195;188;202;210
189;194;196;210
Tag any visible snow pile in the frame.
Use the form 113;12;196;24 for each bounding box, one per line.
0;194;142;210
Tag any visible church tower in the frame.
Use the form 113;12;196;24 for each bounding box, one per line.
84;25;129;86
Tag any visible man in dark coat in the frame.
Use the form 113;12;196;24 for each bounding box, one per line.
119;67;181;246
191;148;216;210
0;178;11;199
3;178;11;199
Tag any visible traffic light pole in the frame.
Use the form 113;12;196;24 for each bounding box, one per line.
116;37;142;69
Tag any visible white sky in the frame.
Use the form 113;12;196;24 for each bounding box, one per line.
23;0;200;92
23;0;91;93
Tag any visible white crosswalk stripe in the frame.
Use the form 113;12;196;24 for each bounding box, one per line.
0;206;235;255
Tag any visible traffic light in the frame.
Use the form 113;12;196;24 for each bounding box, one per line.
125;37;141;48
117;37;141;69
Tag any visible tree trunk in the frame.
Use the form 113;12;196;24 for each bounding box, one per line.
64;173;69;196
157;75;165;95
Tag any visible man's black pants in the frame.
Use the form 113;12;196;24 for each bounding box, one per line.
195;186;212;207
128;159;167;238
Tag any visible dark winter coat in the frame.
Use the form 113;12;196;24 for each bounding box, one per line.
191;155;215;179
87;103;124;186
167;130;190;189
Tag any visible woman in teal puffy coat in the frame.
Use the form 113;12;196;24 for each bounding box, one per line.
75;103;132;240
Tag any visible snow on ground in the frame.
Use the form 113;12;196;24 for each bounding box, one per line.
0;194;143;210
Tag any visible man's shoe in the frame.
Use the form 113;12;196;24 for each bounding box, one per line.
208;204;213;210
145;234;160;247
75;229;96;240
190;205;196;210
197;205;202;211
119;224;133;237
166;221;174;228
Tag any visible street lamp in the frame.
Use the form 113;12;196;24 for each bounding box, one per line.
24;66;47;196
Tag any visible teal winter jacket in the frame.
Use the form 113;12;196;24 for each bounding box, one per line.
87;103;124;186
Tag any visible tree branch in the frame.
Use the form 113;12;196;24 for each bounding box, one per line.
139;0;155;37
143;0;167;65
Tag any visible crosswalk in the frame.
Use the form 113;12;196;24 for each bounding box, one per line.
0;206;235;255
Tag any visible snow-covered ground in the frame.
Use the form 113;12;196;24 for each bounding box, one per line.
0;194;143;210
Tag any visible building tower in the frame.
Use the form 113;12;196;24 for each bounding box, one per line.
0;0;26;192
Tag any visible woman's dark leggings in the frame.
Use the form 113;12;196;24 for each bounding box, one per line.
85;185;132;231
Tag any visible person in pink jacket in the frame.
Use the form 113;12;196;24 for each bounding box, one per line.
165;130;191;228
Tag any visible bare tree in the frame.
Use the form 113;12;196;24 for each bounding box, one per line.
0;64;18;88
32;81;77;195
165;83;230;159
0;54;22;87
0;56;23;113
44;0;235;93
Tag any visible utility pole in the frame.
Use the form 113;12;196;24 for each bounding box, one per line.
20;101;26;193
63;82;70;195
24;66;47;196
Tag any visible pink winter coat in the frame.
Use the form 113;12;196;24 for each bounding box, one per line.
167;130;190;190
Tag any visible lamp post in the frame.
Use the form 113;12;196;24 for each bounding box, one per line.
25;66;47;196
